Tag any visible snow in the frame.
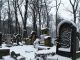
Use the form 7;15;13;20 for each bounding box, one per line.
37;46;51;50
44;36;51;39
34;38;40;44
40;34;47;41
10;45;37;60
1;44;80;60
58;48;70;52
2;56;15;60
36;46;56;54
30;31;36;35
76;51;80;53
17;56;25;60
0;44;37;60
46;55;71;60
34;38;40;48
41;27;48;30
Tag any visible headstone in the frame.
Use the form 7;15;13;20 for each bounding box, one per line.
0;49;10;59
16;34;22;45
56;20;78;60
30;31;37;44
41;27;49;35
0;32;2;46
44;36;53;47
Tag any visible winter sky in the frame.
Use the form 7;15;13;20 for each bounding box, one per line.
19;0;80;26
50;0;73;21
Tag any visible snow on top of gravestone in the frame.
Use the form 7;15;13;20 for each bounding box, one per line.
58;48;70;52
34;38;40;44
36;46;56;54
41;27;48;30
57;20;77;34
44;36;51;39
30;31;35;34
40;34;47;41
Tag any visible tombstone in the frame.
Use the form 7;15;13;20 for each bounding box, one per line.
0;32;2;46
30;31;37;45
16;34;22;45
56;20;79;60
41;27;49;35
0;49;10;59
44;36;53;47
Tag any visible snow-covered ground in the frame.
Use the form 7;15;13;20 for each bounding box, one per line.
1;44;80;60
1;45;37;60
10;45;37;60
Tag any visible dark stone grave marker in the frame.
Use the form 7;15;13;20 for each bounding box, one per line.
0;32;2;46
56;20;79;60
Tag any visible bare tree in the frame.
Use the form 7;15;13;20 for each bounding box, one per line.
7;0;12;34
55;0;62;37
0;0;2;32
69;0;80;23
13;0;19;34
17;0;28;38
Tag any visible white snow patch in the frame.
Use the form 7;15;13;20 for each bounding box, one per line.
40;34;47;41
36;46;56;54
10;45;37;60
37;46;51;50
41;27;48;30
34;38;40;48
59;48;70;52
44;36;51;39
46;55;71;60
2;56;15;60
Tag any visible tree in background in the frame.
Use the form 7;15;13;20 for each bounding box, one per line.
69;0;80;23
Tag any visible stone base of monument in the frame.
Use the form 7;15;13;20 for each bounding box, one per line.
56;50;71;57
0;49;10;59
76;51;80;58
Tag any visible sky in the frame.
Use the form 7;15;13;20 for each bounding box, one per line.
2;0;79;26
24;0;74;26
50;0;73;21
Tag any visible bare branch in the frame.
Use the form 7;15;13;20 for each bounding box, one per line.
69;0;74;7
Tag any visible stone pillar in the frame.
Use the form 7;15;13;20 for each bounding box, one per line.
0;32;2;46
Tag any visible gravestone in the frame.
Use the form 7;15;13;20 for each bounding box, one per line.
0;32;2;46
30;31;37;45
44;36;53;47
56;20;79;60
16;34;22;45
41;27;49;35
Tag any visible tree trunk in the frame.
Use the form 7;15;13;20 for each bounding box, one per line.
74;11;76;23
8;0;12;34
33;9;37;32
14;0;18;34
23;0;28;38
39;12;41;36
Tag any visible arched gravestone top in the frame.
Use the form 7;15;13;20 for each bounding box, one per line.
56;20;78;58
57;20;76;36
